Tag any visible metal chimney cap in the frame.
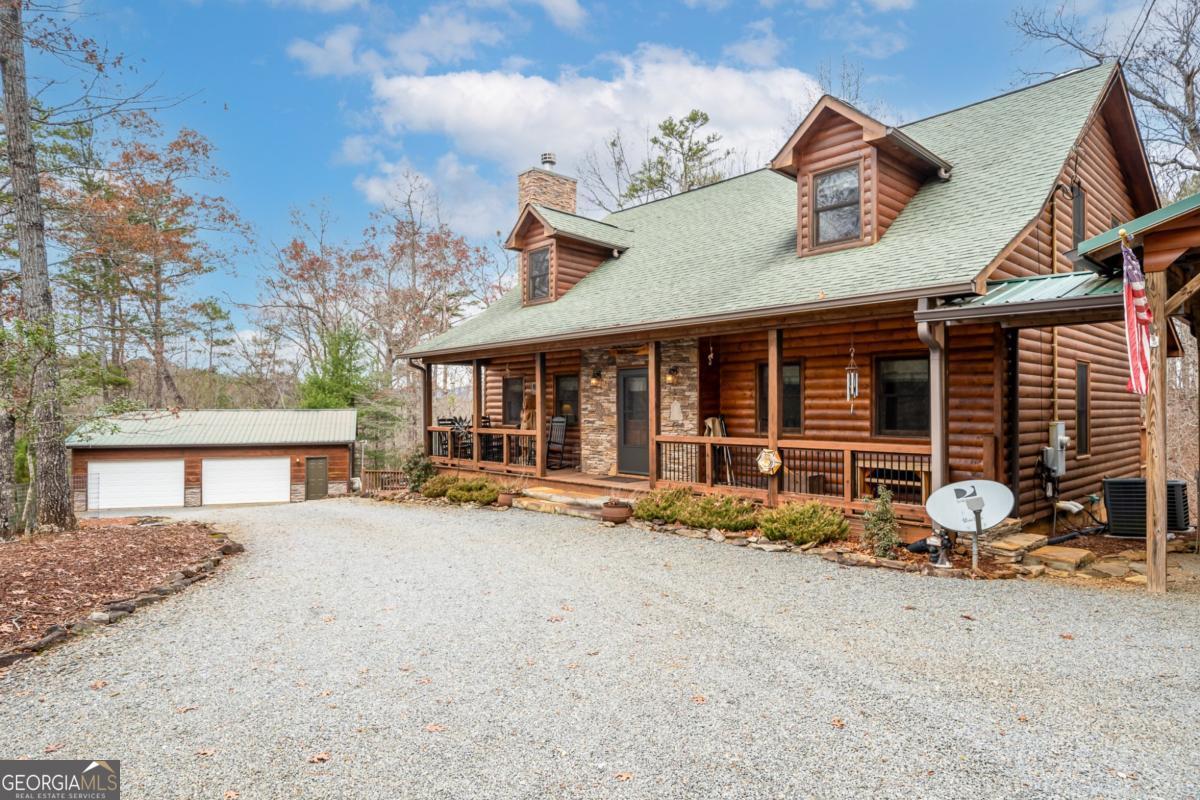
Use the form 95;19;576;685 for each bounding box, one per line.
540;152;557;169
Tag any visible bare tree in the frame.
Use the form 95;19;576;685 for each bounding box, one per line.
0;2;74;529
1013;0;1200;195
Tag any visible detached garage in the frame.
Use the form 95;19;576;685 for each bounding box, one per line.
67;409;357;511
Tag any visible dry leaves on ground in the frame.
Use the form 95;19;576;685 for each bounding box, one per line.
615;773;633;782
424;723;446;733
691;695;707;705
0;521;220;651
223;791;240;799
1060;633;1075;640
43;743;63;753
89;680;108;690
175;705;199;714
831;718;846;729
306;752;331;764
195;749;215;758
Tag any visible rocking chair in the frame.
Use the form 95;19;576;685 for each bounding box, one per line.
546;416;568;470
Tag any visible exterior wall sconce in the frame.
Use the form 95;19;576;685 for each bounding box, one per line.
589;369;603;387
665;366;680;385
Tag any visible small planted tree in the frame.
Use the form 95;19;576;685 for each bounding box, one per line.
861;486;902;558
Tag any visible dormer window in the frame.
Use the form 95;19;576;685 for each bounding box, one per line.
526;246;551;302
813;164;861;246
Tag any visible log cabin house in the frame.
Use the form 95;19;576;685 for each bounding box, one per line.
402;63;1174;537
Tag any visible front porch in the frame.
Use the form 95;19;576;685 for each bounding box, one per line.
419;312;954;530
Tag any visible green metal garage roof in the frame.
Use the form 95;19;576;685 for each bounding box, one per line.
67;408;358;449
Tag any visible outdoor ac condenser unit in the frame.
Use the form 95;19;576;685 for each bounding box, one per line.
1103;477;1191;537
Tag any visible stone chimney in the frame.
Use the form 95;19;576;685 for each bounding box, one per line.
517;152;577;214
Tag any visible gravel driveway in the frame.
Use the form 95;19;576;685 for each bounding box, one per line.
1;499;1197;799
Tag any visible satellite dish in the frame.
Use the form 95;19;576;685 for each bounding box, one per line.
925;480;1014;533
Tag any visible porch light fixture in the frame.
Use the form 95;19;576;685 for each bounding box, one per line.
845;345;860;415
665;366;679;385
590;369;603;387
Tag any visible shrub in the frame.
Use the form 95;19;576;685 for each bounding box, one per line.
400;449;437;491
446;478;501;505
861;486;902;557
633;488;693;522
759;500;849;545
420;474;460;498
676;494;759;531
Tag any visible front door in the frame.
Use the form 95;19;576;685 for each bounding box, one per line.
305;457;329;500
617;368;649;475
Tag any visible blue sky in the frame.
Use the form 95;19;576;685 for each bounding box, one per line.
51;0;1136;320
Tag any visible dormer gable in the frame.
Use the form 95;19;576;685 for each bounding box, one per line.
771;96;951;257
505;204;632;304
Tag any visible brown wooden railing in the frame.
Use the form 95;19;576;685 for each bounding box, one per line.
362;470;406;493
428;425;537;473
653;435;931;511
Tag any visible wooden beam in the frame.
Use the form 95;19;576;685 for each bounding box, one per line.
648;341;659;489
1166;270;1200;316
918;301;949;491
471;359;482;469
1145;271;1168;593
767;328;782;507
534;352;546;479
421;363;433;457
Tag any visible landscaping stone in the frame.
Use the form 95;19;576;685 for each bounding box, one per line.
218;540;245;555
877;558;909;570
106;600;137;613
1024;545;1096;573
29;626;68;651
1117;548;1146;561
750;542;788;553
1013;563;1046;577
1125;573;1148;585
1083;559;1131;579
722;531;749;540
0;651;33;668
707;529;726;542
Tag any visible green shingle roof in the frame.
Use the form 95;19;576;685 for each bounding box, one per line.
533;205;634;250
1077;189;1200;257
66;409;358;448
407;64;1117;358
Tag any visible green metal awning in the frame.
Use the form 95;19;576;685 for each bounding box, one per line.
916;272;1123;326
1077;190;1200;261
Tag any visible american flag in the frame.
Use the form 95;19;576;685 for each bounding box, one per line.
1122;240;1152;395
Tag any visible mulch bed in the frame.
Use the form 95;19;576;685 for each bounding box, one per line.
0;519;223;652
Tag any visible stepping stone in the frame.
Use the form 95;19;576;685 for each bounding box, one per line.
1025;545;1096;573
1083;558;1131;579
988;533;1048;553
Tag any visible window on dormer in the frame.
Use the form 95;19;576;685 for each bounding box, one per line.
813;165;861;246
526;247;550;301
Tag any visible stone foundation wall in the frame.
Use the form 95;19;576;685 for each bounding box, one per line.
579;339;699;477
184;487;202;507
73;490;86;513
290;483;305;503
328;481;349;497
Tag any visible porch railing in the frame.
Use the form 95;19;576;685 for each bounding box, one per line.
427;425;537;473
653;435;931;510
362;469;406;493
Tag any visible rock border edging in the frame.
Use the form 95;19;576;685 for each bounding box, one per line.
0;530;244;669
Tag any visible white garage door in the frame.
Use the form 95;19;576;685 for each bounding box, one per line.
87;459;185;510
201;457;291;506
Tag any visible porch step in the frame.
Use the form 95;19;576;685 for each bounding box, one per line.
512;496;603;520
523;486;611;509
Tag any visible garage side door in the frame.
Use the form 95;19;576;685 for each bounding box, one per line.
202;457;291;505
87;459;185;510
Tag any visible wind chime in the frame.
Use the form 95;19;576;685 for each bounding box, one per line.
845;338;860;415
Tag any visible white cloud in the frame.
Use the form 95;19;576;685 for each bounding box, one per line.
681;0;730;9
353;153;511;238
335;134;379;164
723;18;785;67
386;8;505;73
531;0;587;29
369;45;820;177
865;0;913;9
289;7;506;76
287;24;368;77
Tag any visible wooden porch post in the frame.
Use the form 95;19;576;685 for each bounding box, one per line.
421;362;432;457
471;359;482;469
918;301;949;492
767;328;782;507
1145;272;1168;593
648;341;659;488
535;352;546;479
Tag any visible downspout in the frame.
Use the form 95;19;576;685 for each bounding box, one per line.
917;298;948;492
405;358;430;456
